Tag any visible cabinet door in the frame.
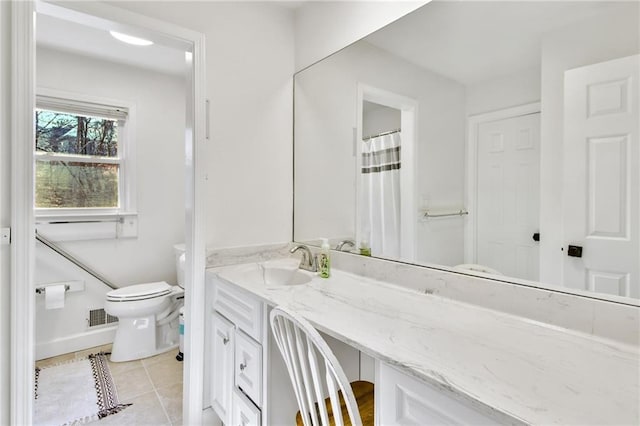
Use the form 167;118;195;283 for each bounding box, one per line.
211;312;235;425
377;363;497;425
232;387;261;426
235;330;263;407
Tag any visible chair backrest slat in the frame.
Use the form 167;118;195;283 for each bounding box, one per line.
273;317;311;425
307;335;330;425
293;326;319;426
270;307;363;426
285;321;315;426
325;364;345;426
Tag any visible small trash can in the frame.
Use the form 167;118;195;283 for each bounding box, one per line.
176;306;185;361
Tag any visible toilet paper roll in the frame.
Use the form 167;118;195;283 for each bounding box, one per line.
45;284;66;310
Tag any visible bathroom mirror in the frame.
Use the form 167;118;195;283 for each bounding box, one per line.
294;0;640;302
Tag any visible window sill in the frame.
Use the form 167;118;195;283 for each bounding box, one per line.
35;212;138;242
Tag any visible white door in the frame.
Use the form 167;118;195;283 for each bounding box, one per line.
477;113;540;280
563;55;639;298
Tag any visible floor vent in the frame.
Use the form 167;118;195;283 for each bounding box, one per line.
88;308;118;328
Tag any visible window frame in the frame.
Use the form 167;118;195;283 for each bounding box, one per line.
34;88;137;222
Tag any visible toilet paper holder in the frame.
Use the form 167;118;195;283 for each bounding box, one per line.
35;280;84;294
35;284;69;294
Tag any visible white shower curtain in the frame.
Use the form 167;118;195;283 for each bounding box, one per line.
360;132;401;258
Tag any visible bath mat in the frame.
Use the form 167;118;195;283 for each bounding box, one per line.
34;352;131;425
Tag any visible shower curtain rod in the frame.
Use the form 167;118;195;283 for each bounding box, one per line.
362;128;401;141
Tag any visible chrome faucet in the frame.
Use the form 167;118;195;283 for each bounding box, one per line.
335;239;355;251
289;244;317;272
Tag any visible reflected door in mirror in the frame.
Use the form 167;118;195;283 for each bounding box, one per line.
563;55;639;298
476;113;540;281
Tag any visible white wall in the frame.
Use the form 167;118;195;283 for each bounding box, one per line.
294;1;428;71
295;41;466;265
539;4;639;286
0;0;418;419
111;1;295;251
363;102;401;137
35;47;186;358
0;2;10;423
466;67;540;116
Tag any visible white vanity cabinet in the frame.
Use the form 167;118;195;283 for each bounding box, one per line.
209;276;266;426
377;363;498;425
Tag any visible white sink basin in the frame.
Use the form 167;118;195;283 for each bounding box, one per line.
261;259;313;286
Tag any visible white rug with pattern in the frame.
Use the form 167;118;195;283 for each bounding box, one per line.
34;353;131;425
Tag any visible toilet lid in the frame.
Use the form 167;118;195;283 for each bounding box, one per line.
107;282;172;301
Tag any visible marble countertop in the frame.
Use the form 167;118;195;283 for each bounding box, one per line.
208;262;640;425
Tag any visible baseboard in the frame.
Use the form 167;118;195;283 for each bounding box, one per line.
36;326;117;360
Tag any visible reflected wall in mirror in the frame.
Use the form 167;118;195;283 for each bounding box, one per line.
294;1;640;301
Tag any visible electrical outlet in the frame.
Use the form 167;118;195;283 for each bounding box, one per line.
1;228;10;245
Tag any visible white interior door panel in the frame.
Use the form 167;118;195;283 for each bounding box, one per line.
563;55;639;298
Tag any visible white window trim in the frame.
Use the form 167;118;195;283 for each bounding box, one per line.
35;87;138;238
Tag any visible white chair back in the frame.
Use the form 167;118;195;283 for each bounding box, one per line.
269;306;363;426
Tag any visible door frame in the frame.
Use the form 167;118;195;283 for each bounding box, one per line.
465;102;541;264
356;84;418;261
11;2;207;424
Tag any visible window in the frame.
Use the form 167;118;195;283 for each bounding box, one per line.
36;110;120;208
35;92;133;216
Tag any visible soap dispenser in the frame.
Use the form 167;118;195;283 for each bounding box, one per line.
359;239;371;256
318;238;331;278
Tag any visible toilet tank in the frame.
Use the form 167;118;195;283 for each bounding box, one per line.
173;243;213;289
173;244;186;288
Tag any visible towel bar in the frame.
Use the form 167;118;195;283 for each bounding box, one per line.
423;209;469;218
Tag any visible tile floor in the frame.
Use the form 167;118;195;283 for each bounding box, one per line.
36;345;184;425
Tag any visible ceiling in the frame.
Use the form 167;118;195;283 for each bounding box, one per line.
37;1;635;84
35;1;308;76
365;1;634;86
36;12;187;76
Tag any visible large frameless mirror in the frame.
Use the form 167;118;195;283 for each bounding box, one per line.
294;0;640;303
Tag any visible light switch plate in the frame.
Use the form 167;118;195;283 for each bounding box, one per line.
1;227;10;245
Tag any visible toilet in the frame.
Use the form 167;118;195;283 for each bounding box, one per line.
105;245;186;362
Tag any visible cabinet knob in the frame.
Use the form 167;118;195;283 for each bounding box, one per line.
239;362;247;371
222;336;229;345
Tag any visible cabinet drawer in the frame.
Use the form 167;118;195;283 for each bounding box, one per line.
213;277;263;343
232;387;261;426
235;330;263;407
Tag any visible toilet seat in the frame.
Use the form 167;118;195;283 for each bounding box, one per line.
107;281;172;302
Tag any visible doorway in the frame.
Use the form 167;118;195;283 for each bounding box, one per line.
356;84;417;261
466;103;541;281
10;2;206;424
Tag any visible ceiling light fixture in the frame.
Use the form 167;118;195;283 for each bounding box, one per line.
109;31;153;46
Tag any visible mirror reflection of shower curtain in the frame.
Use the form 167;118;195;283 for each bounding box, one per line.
361;132;401;258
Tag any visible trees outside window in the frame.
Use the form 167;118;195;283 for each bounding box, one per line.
35;110;121;209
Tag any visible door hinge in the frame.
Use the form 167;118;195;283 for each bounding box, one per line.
1;228;10;245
